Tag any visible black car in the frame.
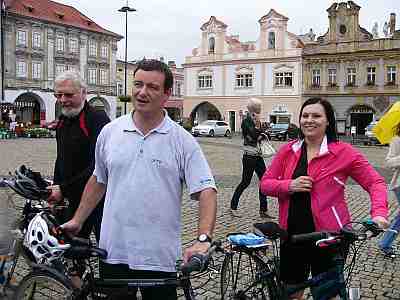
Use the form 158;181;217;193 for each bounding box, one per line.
266;123;299;141
267;123;289;141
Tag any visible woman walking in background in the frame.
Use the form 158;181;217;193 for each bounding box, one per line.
378;122;400;258
230;97;272;219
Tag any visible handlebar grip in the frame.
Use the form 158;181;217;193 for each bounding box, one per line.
291;232;329;244
181;254;205;274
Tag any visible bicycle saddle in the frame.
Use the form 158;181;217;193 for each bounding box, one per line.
253;222;288;241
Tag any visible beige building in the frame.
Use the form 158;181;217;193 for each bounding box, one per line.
303;1;400;135
0;0;122;125
116;59;136;117
183;11;304;132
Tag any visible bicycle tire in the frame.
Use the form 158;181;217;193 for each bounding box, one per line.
13;270;74;300
220;250;278;300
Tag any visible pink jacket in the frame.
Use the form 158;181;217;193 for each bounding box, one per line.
260;138;388;232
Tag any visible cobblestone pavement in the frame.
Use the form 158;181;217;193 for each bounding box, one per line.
0;136;399;299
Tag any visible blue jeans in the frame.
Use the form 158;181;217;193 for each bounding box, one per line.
379;187;400;251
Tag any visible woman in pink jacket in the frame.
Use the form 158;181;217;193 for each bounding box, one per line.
260;97;389;299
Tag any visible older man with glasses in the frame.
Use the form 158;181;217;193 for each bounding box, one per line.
47;71;110;243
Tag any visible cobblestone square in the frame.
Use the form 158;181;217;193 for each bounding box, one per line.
1;136;399;299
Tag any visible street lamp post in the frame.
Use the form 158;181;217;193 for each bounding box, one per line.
118;1;136;115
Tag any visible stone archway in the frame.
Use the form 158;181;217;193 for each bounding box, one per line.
14;93;45;125
88;96;110;115
190;102;222;125
346;104;375;135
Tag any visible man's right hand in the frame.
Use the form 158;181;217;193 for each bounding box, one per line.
61;219;82;238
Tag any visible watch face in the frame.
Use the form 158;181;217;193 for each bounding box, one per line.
199;234;207;242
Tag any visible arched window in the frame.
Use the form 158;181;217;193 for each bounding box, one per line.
268;32;275;49
208;37;215;54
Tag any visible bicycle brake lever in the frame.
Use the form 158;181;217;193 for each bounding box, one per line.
315;236;338;247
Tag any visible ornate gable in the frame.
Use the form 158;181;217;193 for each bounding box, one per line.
200;16;227;33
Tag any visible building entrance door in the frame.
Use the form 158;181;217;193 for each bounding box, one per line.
229;111;236;132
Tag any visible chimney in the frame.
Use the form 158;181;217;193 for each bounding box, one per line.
389;13;396;35
168;60;176;68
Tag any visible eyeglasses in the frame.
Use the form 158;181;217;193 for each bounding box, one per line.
53;92;78;99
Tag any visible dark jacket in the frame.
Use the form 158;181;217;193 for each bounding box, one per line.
53;102;110;203
242;114;264;148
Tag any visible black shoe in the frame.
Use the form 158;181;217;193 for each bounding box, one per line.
259;210;274;219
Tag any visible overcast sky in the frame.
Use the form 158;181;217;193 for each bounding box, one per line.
57;0;399;66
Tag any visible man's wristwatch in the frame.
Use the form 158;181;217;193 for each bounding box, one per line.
197;234;212;243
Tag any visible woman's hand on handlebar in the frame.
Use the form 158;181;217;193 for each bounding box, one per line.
371;216;389;229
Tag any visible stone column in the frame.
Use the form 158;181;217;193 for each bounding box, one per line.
46;28;54;90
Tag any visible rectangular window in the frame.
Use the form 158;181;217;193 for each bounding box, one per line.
236;73;253;88
56;37;64;52
88;68;97;84
89;40;97;57
198;75;212;88
312;69;320;87
32;32;41;48
347;68;356;86
55;64;66;76
275;72;284;86
328;69;337;85
367;67;376;85
100;44;109;58
99;69;108;85
387;66;397;84
67;65;78;73
16;30;27;46
275;72;293;87
32;62;42;79
176;82;182;97
16;61;27;77
117;83;123;95
69;38;78;53
284;72;292;87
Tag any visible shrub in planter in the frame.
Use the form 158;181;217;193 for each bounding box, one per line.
182;119;193;132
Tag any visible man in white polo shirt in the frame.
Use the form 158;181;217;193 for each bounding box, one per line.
62;59;217;299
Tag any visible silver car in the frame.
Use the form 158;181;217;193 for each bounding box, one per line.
192;120;231;137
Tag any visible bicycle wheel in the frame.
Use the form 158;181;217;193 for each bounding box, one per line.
220;250;277;300
13;271;74;300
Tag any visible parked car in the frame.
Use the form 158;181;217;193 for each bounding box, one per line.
267;123;289;141
191;120;231;137
364;121;380;145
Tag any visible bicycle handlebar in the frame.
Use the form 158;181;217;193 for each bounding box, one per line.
180;240;222;274
290;220;384;246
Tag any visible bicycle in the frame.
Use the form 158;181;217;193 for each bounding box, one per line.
220;220;383;300
14;238;224;300
0;166;53;296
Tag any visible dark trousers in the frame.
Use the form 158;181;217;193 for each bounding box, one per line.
61;198;104;243
231;154;268;211
100;262;178;300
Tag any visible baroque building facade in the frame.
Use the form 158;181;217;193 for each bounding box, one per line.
183;10;304;132
1;0;121;125
302;1;400;135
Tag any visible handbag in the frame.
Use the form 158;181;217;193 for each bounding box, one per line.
258;136;276;158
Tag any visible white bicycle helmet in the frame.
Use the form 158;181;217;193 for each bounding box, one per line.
24;212;70;263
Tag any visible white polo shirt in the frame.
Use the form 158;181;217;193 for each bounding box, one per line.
94;112;216;272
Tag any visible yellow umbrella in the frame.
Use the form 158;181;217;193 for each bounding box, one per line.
373;101;400;144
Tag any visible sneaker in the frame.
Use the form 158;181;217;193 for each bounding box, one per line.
259;210;274;219
229;209;241;218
